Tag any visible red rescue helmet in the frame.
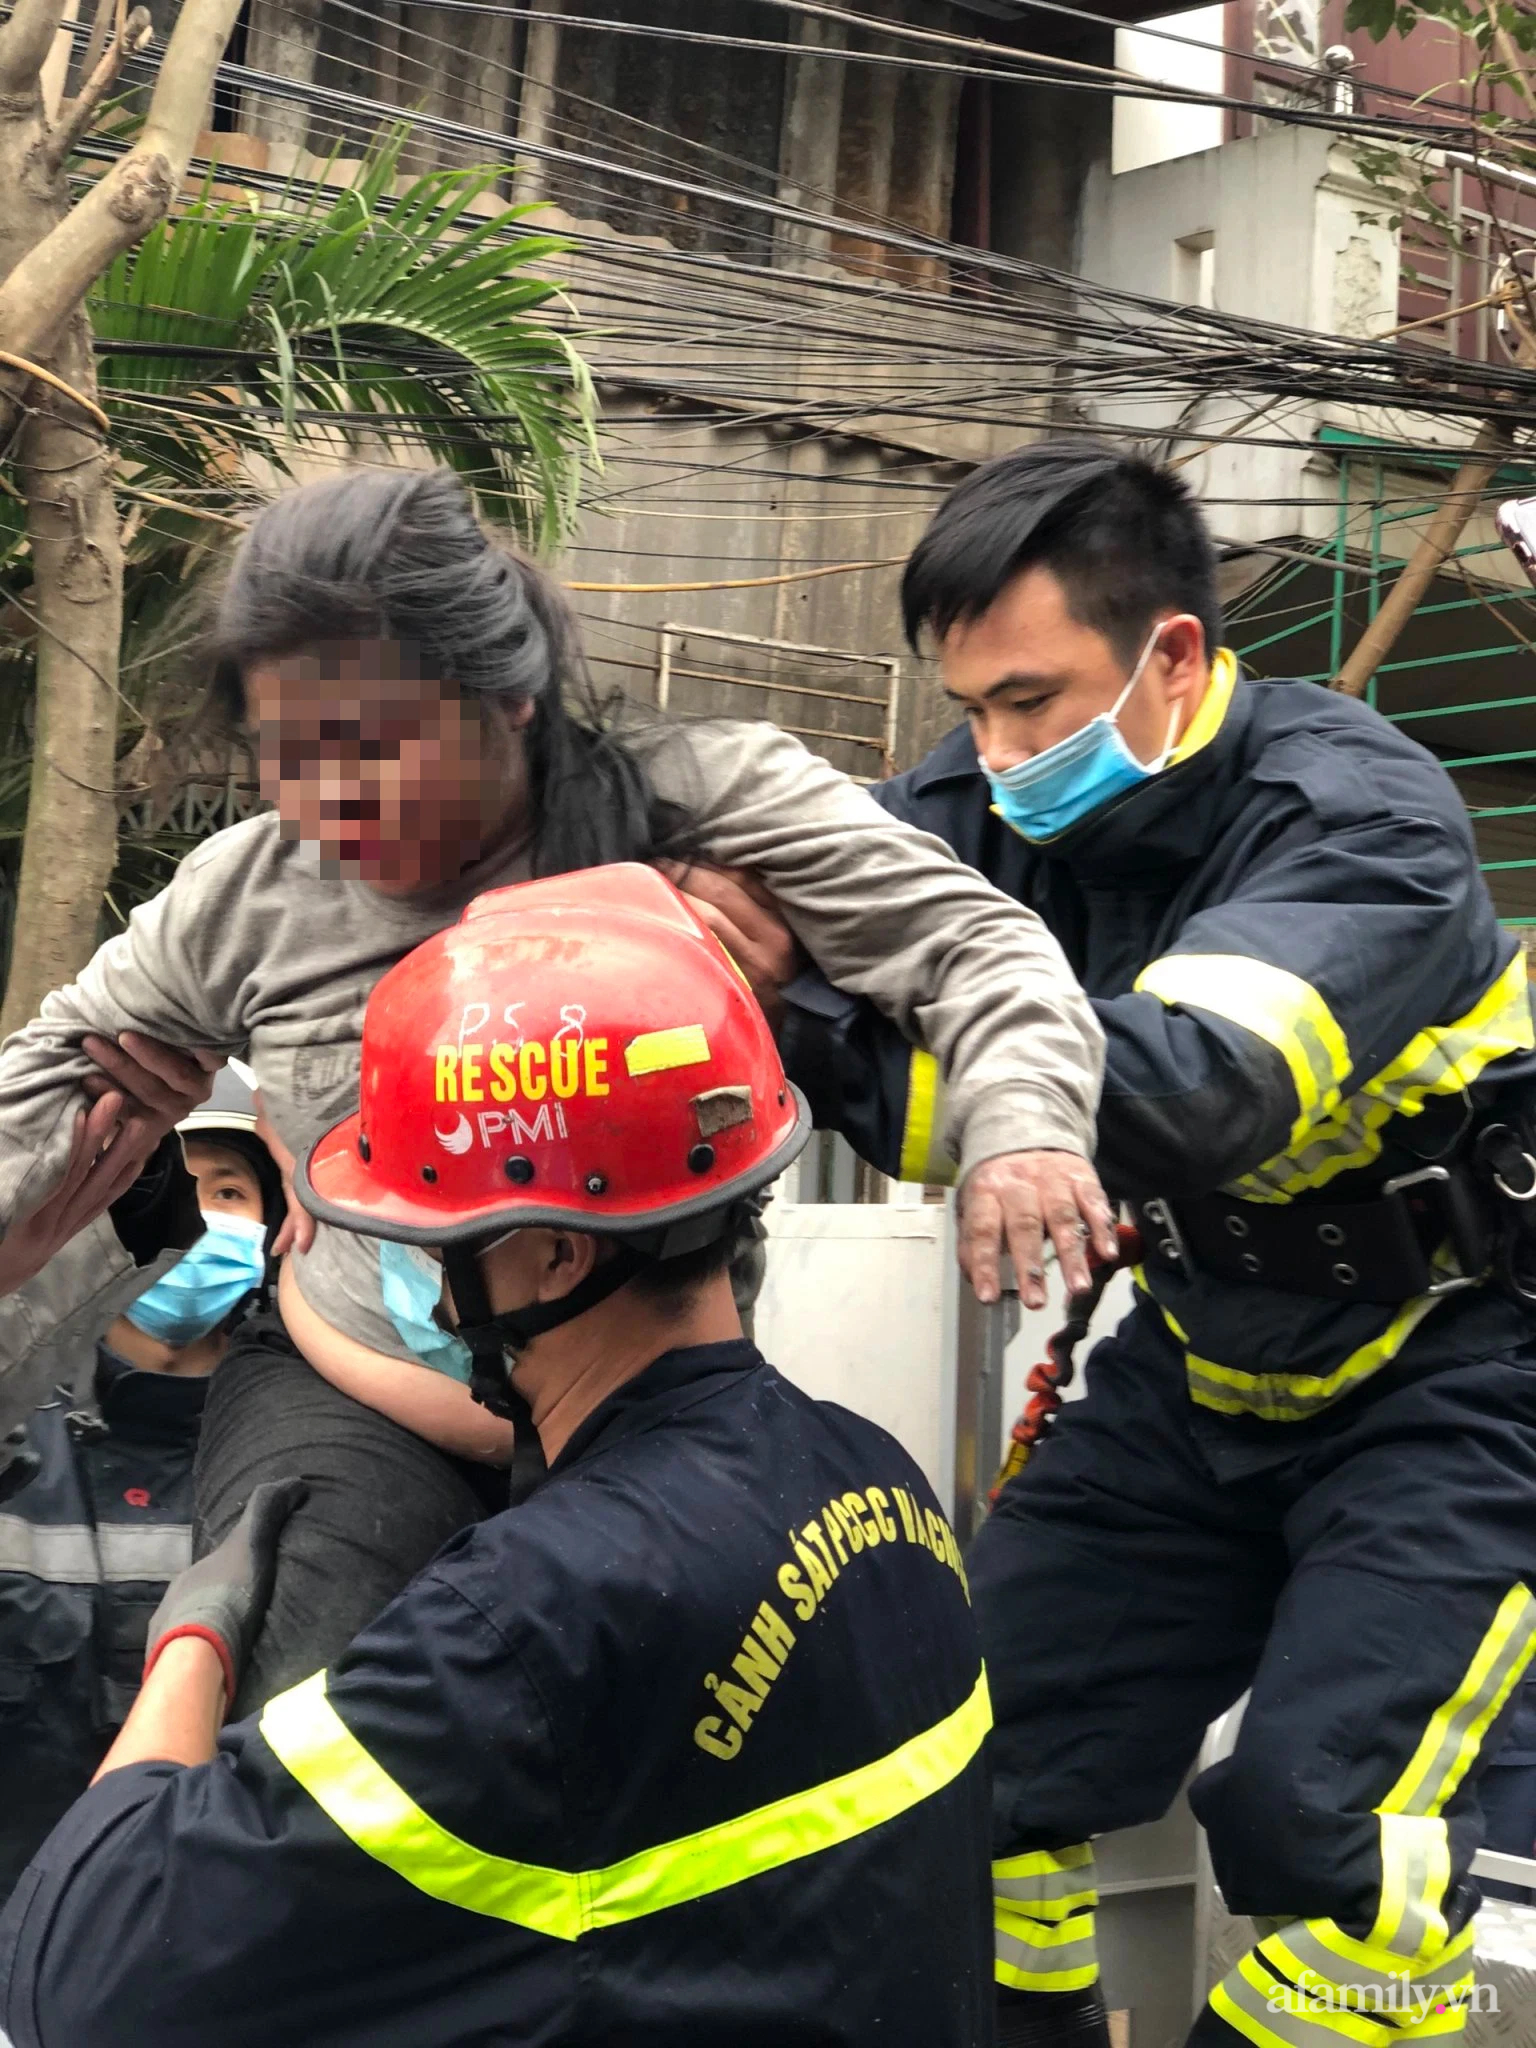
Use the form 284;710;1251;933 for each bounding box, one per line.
298;863;812;1252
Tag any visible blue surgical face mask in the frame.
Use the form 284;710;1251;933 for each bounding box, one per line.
125;1213;269;1347
379;1240;474;1384
981;623;1180;844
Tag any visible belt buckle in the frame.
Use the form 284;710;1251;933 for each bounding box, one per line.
1380;1164;1482;1296
1141;1198;1190;1277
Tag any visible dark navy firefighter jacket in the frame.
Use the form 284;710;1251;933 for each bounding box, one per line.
0;1349;204;1903
0;1340;993;2048
782;658;1536;1439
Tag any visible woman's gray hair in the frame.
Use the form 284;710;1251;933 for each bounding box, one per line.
214;467;555;708
207;466;694;875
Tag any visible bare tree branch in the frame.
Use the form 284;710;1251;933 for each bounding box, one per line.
1482;0;1533;102
0;344;108;428
0;0;66;94
0;0;244;366
45;2;150;171
70;0;118;97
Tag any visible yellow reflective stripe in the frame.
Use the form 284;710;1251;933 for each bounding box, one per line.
624;1025;711;1078
1009;1887;1096;1922
993;1842;1095;1879
1211;1952;1396;2048
993;1841;1096;1918
993;1844;1098;1988
1380;1584;1536;1819
1170;647;1238;766
1393;1992;1475;2040
1370;1814;1452;1960
994;1903;1098;1991
994;1957;1099;1992
1177;1292;1444;1423
1231;952;1534;1202
1134;954;1352;1144
262;1673;580;1939
897;1049;954;1186
1265;1916;1475;1995
1358;1586;1536;1969
263;1665;991;1938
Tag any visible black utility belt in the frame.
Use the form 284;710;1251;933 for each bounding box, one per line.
1131;1165;1492;1306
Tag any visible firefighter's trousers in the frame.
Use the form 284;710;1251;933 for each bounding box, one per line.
968;1298;1536;2048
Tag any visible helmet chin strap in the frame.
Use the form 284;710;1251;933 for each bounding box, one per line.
440;1242;650;1503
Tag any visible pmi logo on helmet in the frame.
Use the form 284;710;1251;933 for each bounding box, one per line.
432;1103;572;1153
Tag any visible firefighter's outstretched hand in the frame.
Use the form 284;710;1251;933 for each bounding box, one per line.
656;861;803;1030
82;1031;220;1141
144;1479;308;1708
960;1151;1118;1310
0;1095;147;1297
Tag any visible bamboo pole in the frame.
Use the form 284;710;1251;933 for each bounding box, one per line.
1331;420;1514;699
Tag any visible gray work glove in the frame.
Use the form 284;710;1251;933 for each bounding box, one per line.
144;1479;308;1707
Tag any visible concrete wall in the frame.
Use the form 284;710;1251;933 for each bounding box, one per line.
1078;129;1406;554
1112;6;1225;176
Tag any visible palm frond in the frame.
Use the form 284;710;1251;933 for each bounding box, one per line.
0;125;599;974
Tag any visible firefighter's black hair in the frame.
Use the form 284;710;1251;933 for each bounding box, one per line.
180;1128;287;1250
901;441;1223;666
625;1226;747;1320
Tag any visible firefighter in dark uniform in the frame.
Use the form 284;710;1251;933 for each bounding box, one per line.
0;865;994;2048
762;444;1536;2048
0;1069;283;1902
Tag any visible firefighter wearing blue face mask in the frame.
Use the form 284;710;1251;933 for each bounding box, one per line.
0;1068;283;1903
123;1217;269;1347
981;617;1180;845
773;442;1536;2048
377;1240;474;1383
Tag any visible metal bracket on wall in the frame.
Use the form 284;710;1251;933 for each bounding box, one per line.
656;621;902;781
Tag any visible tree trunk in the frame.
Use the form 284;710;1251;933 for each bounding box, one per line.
1331;422;1514;699
242;0;320;156
0;0;244;1025
1;313;122;1035
512;0;563;207
0;32;121;1032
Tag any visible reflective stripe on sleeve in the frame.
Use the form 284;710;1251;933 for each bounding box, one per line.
993;1844;1098;1990
262;1664;991;1937
1230;951;1535;1203
1263;1918;1475;1999
1370;1814;1453;1962
1211;1950;1404;2048
992;1841;1096;1920
994;1903;1098;1991
897;1050;955;1186
1354;1587;1536;1976
1133;953;1352;1146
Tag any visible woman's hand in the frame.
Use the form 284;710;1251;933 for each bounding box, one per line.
959;1150;1119;1309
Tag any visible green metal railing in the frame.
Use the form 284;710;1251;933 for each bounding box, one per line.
1226;451;1536;924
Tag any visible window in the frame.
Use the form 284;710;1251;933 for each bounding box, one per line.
1174;231;1216;308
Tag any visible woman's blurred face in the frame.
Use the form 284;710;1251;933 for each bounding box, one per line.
246;640;526;893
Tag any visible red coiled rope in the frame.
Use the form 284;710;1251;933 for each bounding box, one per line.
989;1222;1142;1505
